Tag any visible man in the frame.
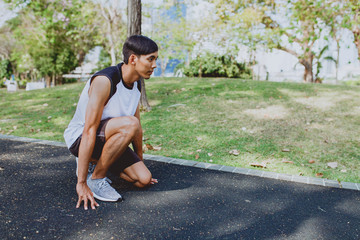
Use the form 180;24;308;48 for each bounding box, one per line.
64;35;158;210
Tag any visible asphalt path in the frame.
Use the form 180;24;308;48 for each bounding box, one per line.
0;138;359;240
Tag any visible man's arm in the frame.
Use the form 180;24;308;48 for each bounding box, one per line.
76;76;110;210
132;104;143;161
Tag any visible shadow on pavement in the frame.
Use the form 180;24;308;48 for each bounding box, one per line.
1;139;359;239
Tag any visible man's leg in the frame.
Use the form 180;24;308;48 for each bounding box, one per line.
91;116;141;179
119;161;152;188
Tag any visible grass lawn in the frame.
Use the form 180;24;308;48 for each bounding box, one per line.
1;78;359;183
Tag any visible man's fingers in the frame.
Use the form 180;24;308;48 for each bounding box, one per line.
76;197;82;208
89;194;99;209
150;178;158;184
83;197;89;210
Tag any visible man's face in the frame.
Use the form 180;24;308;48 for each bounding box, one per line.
134;51;158;79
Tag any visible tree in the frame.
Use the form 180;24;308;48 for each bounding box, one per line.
341;0;360;60
212;0;332;83
93;0;127;66
4;0;99;86
127;0;151;111
144;2;189;76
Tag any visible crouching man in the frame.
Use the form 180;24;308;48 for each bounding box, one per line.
64;35;158;210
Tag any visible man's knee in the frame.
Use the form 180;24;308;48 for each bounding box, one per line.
137;171;152;188
109;116;140;138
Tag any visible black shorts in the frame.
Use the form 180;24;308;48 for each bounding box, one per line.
69;118;141;175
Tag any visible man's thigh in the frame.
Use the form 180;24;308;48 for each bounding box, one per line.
104;116;140;141
108;147;141;176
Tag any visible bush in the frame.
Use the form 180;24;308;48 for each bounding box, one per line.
0;78;6;88
183;53;251;78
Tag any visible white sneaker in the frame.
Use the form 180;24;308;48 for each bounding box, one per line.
87;174;122;202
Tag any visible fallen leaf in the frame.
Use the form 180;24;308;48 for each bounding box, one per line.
250;162;267;168
153;146;162;151
47;116;52;119
208;153;213;157
327;162;338;169
0;167;4;171
13;126;17;130
196;136;202;141
324;139;329;143
241;127;247;131
196;149;202;153
43;103;48;107
282;160;294;164
316;173;324;177
145;143;154;150
282;149;290;152
229;149;240;156
341;169;347;173
195;154;200;160
308;160;315;164
299;172;304;176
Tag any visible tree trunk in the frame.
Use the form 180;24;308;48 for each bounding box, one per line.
353;28;360;60
46;76;51;88
301;59;314;83
335;40;340;84
127;0;152;111
299;50;314;83
51;74;55;87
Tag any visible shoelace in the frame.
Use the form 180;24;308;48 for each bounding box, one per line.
98;177;113;189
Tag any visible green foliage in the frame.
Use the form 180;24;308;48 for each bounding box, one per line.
0;59;12;79
95;48;112;71
183;53;251;78
3;0;98;84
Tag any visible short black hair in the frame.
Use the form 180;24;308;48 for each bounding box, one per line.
122;35;158;64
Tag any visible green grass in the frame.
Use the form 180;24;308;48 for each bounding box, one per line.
1;78;359;183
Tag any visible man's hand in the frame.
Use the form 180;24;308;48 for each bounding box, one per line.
76;182;99;210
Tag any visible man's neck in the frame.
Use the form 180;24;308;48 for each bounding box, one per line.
121;63;140;87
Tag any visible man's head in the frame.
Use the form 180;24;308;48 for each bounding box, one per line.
123;35;158;64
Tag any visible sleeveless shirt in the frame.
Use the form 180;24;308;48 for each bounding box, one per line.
63;63;141;148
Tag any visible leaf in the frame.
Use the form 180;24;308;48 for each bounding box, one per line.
153;146;162;151
308;160;315;164
282;160;294;164
196;136;203;141
316;173;324;177
327;162;338;169
250;162;267;168
196;149;202;153
195;154;200;160
208;153;213;157
145;143;154;150
229;149;240;156
282;149;290;152
43;103;48;107
0;167;4;171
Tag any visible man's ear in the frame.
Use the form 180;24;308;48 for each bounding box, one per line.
129;54;138;65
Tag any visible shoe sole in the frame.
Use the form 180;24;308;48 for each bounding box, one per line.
92;192;122;202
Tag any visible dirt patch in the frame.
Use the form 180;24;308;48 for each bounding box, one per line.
293;91;354;110
243;105;289;120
